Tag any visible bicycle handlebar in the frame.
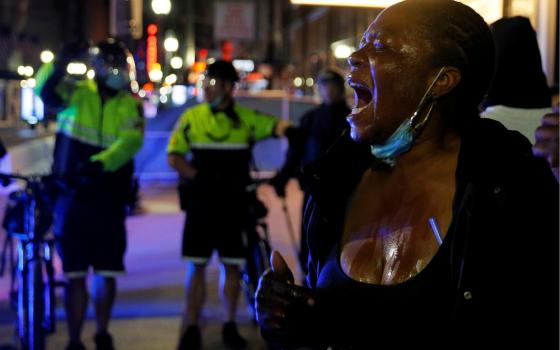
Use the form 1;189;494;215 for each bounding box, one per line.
0;173;51;187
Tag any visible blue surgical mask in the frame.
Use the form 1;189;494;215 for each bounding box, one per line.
209;94;225;109
104;68;129;91
371;67;446;166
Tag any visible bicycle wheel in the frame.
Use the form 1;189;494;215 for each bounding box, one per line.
23;259;46;350
242;223;272;322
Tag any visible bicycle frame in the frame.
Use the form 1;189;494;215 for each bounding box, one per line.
1;174;56;350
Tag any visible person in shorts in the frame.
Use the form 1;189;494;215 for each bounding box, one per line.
167;60;291;350
35;39;143;350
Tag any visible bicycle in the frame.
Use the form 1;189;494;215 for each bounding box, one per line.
0;174;59;350
241;180;273;323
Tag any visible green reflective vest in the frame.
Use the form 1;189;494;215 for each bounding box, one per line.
167;103;276;155
35;62;143;172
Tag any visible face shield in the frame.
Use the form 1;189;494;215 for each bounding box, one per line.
88;41;137;92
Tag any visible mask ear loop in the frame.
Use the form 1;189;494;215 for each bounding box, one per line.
409;67;446;137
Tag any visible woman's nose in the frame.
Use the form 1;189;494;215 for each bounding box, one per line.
348;50;366;69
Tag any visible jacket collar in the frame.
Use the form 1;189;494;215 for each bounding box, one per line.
302;128;372;211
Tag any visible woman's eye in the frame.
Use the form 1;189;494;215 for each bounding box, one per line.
373;39;385;51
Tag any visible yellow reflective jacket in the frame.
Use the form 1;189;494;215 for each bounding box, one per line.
35;62;144;176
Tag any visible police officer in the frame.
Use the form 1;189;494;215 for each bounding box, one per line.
35;39;144;350
167;60;290;350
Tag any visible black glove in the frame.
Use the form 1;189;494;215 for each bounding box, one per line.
74;160;104;178
284;126;307;146
269;174;288;198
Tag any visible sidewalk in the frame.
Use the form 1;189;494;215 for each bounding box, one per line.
0;179;304;350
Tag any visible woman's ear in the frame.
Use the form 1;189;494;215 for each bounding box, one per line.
432;67;461;98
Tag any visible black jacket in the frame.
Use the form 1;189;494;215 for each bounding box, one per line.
297;118;558;349
275;101;350;193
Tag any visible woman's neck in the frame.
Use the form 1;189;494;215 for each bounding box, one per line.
395;128;461;169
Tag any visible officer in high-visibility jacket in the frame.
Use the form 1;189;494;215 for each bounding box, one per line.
168;60;291;350
35;39;143;350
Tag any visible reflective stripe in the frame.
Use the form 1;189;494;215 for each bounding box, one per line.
182;256;209;265
58;129;102;148
57;118;101;144
101;134;118;147
65;271;88;279
190;142;249;150
121;117;139;129
57;118;119;148
95;270;126;277
221;257;246;266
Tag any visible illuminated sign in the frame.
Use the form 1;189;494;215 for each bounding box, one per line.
146;24;158;73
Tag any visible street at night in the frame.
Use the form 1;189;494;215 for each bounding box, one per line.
0;0;558;349
0;178;304;349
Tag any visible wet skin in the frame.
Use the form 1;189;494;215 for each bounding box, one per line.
342;3;461;285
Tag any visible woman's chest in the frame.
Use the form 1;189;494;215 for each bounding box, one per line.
340;164;457;285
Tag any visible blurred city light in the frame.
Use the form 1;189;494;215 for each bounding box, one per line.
171;85;188;106
232;59;255;72
149;63;163;82
293;77;303;87
306;77;314;87
66;62;87;75
26;78;36;88
149;70;163;82
147;24;158;35
165;74;178;85
138;89;146;98
290;0;399;7
170;56;183;69
146;24;158;72
40;50;55;63
160;94;168;103
87;69;95;79
24;66;34;77
164;36;179;52
144;98;158;118
21;85;44;124
131;80;140;93
334;44;355;59
151;0;171;15
17;66;34;77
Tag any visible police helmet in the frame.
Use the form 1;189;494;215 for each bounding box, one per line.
89;38;136;91
206;60;239;83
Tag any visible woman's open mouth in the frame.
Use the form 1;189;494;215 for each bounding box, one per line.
348;80;373;116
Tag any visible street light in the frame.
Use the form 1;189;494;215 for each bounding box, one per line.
40;50;54;64
18;65;34;77
164;35;179;53
333;44;354;59
165;74;177;85
151;0;171;15
170;56;183;69
149;63;163;82
66;62;87;75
